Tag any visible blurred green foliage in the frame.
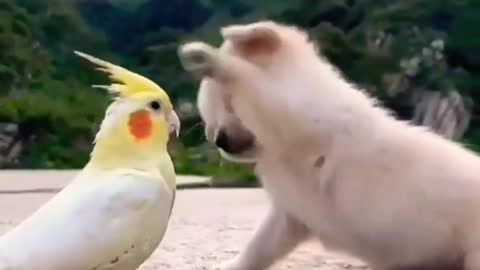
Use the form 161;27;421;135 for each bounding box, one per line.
1;0;479;183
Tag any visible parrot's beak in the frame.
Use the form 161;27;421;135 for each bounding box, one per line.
168;110;181;137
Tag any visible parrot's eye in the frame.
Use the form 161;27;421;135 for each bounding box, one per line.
149;101;161;111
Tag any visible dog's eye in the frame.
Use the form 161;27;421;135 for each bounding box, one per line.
149;101;161;111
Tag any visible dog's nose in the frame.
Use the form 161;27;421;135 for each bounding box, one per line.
215;130;231;152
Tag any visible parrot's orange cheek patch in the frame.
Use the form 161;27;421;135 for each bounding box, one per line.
128;110;152;140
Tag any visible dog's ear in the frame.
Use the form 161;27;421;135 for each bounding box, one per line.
221;21;281;58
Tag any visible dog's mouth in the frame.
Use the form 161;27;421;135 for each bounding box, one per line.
214;129;258;163
218;147;258;163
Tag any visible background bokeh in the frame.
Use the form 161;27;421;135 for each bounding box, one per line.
0;0;479;185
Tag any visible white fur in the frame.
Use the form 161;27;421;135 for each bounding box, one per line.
179;21;480;270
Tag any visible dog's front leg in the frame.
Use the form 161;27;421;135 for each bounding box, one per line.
178;42;262;83
218;205;309;270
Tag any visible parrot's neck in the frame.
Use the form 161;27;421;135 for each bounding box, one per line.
88;139;168;173
86;144;176;191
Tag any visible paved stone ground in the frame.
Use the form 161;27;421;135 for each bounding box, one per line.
0;172;367;269
0;170;211;192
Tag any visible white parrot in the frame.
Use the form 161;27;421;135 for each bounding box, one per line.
0;51;181;270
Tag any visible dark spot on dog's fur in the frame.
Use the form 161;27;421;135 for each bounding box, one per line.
314;156;325;168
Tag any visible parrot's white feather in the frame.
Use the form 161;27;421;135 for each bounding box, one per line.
0;169;174;270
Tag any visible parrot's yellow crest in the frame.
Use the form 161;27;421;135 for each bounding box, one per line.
74;50;170;103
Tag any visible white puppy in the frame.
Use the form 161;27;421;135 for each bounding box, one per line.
178;21;480;270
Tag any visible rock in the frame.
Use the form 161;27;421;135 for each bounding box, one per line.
0;124;16;151
3;123;18;135
413;90;472;140
6;141;22;163
383;73;409;97
431;39;445;51
0;122;21;167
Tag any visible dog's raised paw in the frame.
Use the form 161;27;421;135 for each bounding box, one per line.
178;42;217;78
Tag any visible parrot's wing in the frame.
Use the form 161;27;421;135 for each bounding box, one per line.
169;188;176;218
0;169;172;270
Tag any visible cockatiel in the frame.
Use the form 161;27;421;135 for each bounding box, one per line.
0;51;180;270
